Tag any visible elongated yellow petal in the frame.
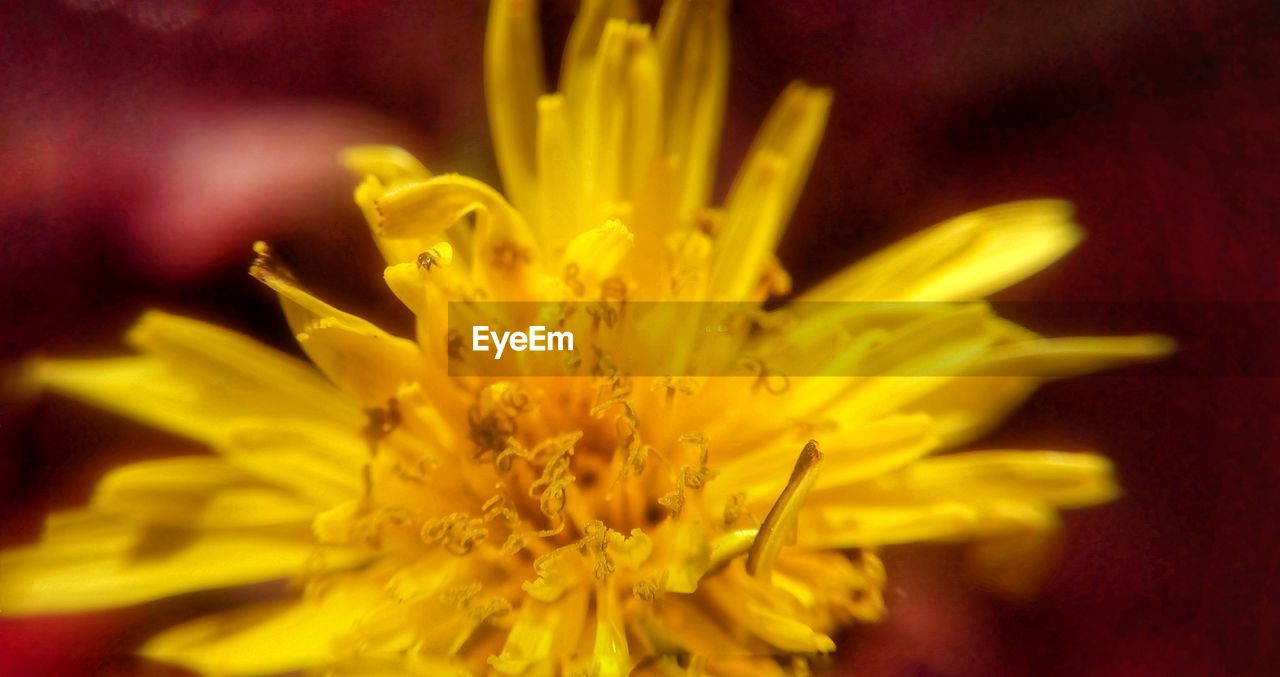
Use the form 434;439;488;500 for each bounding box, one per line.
341;145;430;188
32;314;359;445
656;0;729;219
801;451;1115;547
93;457;322;528
485;0;547;214
906;333;1174;446
700;304;997;449
714;414;939;504
898;450;1120;508
373;175;541;299
592;580;631;677
33;356;224;442
488;586;590;675
128;310;358;424
710;83;831;299
575;20;664;211
700;565;836;653
13;510;142;561
292;320;423;407
218;422;365;505
964;512;1063;602
560;0;640;120
142;580;383;675
799;499;1057;549
252;245;426;405
562;219;635;290
535;94;582;251
803;200;1083;301
354;175;426;266
374;174;521;242
0;523;365;614
903;376;1039;447
971;333;1176;377
742;601;836;653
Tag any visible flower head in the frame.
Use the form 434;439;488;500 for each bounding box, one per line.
1;1;1172;674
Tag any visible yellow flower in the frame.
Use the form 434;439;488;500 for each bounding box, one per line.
1;1;1173;675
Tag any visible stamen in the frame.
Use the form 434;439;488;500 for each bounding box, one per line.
632;571;668;601
490;241;533;269
738;356;790;394
422;512;489;556
746;440;823;581
658;488;684;518
466;596;513;623
248;240;299;285
562;262;587;296
446;329;465;360
723;492;747;527
361;398;401;455
482;483;520;523
651;377;698;403
467;383;539;461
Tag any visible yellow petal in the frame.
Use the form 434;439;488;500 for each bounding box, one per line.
535;93;582;250
293;319;423;407
559;0;640;123
373;174;514;241
32;313;358;445
902;376;1038;447
93;457;322;528
383;261;428;317
0;522;365;614
485;0;547;214
965;513;1063;602
742;601;836;654
798;499;1056;549
700;566;836;654
131;310;356;422
33;356;226;442
354;174;425;266
710;83;832;299
218;422;365;505
802;200;1083;301
522;544;589;603
574;20;664;210
656;0;729;219
800;452;1116;548
373;176;541;299
970;334;1176;377
898;450;1120;508
488;586;590;675
592;580;631;677
562;219;635;289
142;579;383;675
340;145;430;188
905;333;1174;446
252;246;426;405
716;414;939;504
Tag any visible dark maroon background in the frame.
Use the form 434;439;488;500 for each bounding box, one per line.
2;1;1278;674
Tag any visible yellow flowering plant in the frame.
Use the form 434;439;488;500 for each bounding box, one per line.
0;1;1172;674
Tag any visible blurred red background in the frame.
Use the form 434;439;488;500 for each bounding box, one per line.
2;0;1278;674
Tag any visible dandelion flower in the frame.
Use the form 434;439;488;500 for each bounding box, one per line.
0;1;1174;675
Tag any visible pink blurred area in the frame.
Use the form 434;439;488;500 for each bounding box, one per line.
2;0;1279;674
0;0;487;355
